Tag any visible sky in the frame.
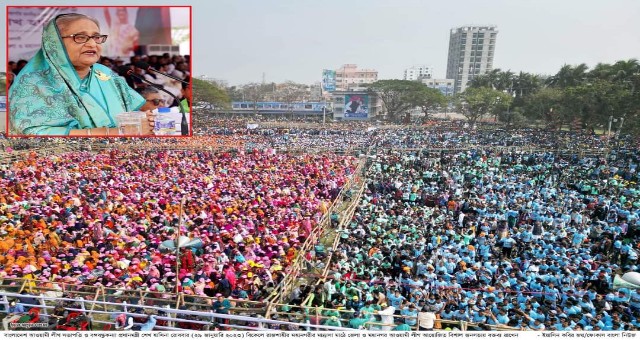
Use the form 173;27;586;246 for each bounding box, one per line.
3;0;640;86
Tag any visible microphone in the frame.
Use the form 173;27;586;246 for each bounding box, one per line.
133;61;189;85
120;67;189;136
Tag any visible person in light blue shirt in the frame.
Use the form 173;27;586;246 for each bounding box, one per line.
493;309;509;325
440;307;454;321
520;227;534;243
453;308;470;322
555;318;574;331
564;301;582;316
578;295;595;314
387;290;405;309
529;318;545;330
139;314;157;331
572;232;586;247
528;307;544;322
415;261;428;276
7;300;25;314
400;305;418;326
471;310;487;324
500;236;517;258
630;289;640;311
614;291;630;304
529;278;543;299
484;260;499;275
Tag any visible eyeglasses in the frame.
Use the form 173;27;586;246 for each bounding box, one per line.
146;99;166;106
61;34;108;44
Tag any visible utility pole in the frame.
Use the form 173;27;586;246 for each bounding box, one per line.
175;195;186;295
616;118;625;138
322;106;326;126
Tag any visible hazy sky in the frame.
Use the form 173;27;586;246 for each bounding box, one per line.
3;0;640;86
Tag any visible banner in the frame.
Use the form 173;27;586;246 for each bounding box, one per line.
8;6;187;61
322;69;336;92
343;94;369;119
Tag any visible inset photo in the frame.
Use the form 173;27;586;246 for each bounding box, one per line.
6;6;192;137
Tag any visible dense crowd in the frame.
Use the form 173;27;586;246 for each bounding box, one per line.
0;124;639;331
0;149;356;303
294;148;640;330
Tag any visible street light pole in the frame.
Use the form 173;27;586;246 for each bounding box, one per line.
618;118;625;137
495;96;501;123
175;195;186;295
322;106;326;126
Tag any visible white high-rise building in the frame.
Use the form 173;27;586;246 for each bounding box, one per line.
446;25;498;94
403;65;433;81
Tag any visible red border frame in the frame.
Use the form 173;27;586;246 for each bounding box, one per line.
5;5;193;138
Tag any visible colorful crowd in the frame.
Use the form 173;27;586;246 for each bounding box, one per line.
0;125;639;331
0;149;357;302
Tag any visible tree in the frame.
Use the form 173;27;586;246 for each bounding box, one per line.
0;72;6;96
192;78;231;110
469;69;502;89
242;83;271;115
546;63;588;88
495;70;515;92
610;59;639;82
367;80;426;121
455;87;512;125
411;86;447;119
276;81;306;119
469;73;493;89
461;60;640;135
226;86;244;101
560;79;633;131
513;72;541;97
523;87;565;128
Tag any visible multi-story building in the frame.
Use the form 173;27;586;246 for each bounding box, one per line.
421;78;455;96
446;25;498;94
334;64;378;91
403;65;433;81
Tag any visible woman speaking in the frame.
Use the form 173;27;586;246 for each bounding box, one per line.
9;13;154;136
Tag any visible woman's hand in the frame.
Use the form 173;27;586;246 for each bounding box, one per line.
141;110;157;136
